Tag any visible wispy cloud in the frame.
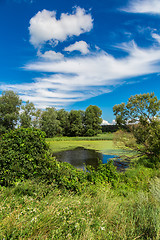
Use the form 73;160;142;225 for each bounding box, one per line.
29;7;93;48
64;41;90;55
152;33;160;44
122;0;160;14
2;40;160;108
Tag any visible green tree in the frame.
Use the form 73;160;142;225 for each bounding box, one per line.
0;91;22;134
68;110;84;136
57;109;70;136
40;107;60;137
84;105;102;136
20;101;36;128
113;93;160;164
32;108;42;129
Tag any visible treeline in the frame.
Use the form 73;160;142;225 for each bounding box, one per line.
0;91;102;137
102;125;119;133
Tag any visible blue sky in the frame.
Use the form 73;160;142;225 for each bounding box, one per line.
1;0;160;123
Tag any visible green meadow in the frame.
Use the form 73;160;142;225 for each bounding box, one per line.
1;166;160;240
47;133;113;152
47;139;115;154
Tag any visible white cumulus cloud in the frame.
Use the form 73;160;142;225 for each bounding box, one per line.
101;120;110;125
39;50;64;61
122;0;160;14
101;120;116;125
29;7;93;48
64;41;90;54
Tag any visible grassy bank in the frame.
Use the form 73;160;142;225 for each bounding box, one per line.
1;166;160;240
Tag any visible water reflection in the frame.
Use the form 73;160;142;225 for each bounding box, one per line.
53;147;129;171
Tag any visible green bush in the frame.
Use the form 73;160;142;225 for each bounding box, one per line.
0;128;51;186
85;129;95;136
87;160;118;186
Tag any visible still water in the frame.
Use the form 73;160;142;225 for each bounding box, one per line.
53;147;129;171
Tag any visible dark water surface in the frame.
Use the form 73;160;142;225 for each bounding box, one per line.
53;147;129;171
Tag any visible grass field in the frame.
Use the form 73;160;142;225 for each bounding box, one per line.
47;139;115;153
46;133;114;142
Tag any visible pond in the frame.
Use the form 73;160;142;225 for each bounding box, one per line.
52;147;129;171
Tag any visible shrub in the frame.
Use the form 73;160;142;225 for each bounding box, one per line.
85;129;95;136
87;160;119;186
0;128;51;186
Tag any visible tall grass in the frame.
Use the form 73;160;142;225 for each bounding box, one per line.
1;167;160;240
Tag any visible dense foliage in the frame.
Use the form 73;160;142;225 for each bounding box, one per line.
0;91;22;134
20;100;37;128
113;93;160;164
0;128;51;186
0;90;103;137
57;109;70;135
85;105;102;136
40;107;61;137
68;110;84;136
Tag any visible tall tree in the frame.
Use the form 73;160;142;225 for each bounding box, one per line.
20;101;36;128
84;105;102;136
40;107;60;137
113;93;160;164
0;91;22;134
68;110;84;136
57;109;70;136
32;109;42;129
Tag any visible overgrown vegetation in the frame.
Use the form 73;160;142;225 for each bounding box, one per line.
1;162;160;239
0;90;103;137
113;93;160;165
0;128;50;186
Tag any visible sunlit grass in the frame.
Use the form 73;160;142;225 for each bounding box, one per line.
46;133;114;142
47;139;115;153
1;174;160;240
47;138;133;159
46;133;117;154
